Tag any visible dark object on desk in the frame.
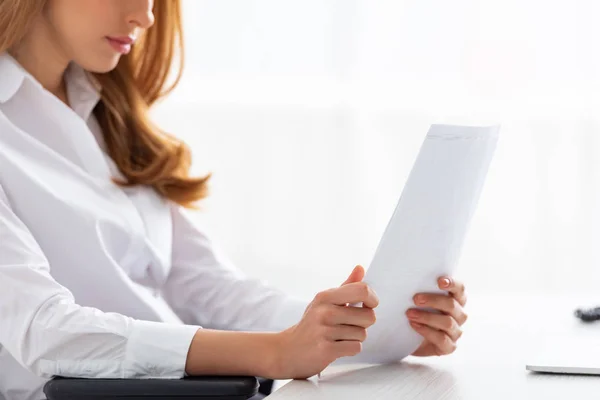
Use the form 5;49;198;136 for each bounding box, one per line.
43;375;259;400
574;307;600;322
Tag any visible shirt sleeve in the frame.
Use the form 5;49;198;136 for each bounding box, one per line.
162;205;309;332
0;184;200;379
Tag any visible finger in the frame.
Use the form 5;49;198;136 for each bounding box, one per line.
406;309;462;341
326;325;367;342
318;282;379;309
332;340;362;358
409;322;457;356
319;304;377;328
438;277;467;307
413;294;468;325
341;265;365;286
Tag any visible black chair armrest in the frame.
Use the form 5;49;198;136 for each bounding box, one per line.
43;375;259;400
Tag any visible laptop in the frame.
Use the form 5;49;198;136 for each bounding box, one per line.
526;334;600;375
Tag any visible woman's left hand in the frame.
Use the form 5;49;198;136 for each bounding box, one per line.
406;277;468;357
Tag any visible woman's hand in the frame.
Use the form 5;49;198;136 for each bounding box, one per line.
407;277;468;357
273;265;379;379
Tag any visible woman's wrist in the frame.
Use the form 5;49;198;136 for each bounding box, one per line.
262;330;286;378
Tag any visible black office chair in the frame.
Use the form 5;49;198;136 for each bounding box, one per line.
43;375;264;400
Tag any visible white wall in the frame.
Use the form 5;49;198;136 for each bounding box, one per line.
153;0;600;300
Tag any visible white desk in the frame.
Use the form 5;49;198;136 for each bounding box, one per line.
267;294;600;399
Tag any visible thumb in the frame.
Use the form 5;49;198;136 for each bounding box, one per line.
341;265;365;286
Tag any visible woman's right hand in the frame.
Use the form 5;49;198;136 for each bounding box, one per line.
272;265;379;379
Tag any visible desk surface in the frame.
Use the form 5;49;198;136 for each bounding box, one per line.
267;293;600;399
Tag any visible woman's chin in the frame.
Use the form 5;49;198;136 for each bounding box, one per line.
77;54;122;74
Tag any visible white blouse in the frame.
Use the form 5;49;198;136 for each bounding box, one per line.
0;52;307;400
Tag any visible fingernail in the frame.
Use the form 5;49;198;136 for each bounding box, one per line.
406;310;419;319
415;295;426;305
440;278;451;288
410;322;424;329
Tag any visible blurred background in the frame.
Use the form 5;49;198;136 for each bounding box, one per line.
152;0;600;300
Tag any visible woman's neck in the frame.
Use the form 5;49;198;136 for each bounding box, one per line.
9;15;71;105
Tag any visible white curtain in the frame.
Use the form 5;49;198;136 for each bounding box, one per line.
153;0;600;299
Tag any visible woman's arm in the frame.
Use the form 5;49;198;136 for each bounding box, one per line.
163;206;381;378
0;181;378;380
0;183;199;379
185;266;379;379
162;205;308;332
185;330;280;377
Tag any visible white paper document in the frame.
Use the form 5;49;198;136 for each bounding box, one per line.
343;124;499;364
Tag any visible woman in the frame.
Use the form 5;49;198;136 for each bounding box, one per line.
0;1;468;399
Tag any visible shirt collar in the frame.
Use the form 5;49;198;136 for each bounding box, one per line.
0;52;101;120
65;62;102;121
0;52;31;103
